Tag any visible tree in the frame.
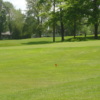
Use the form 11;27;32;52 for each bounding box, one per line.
26;0;43;37
11;9;24;39
0;0;6;39
3;1;24;39
92;0;100;38
22;15;38;38
81;0;100;38
52;0;56;42
3;1;14;34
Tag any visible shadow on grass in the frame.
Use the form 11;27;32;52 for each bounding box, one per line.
65;36;100;42
22;41;53;45
22;36;100;45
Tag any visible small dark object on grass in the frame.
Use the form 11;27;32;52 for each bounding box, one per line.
55;64;58;67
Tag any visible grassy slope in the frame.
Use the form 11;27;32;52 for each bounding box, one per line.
0;37;100;100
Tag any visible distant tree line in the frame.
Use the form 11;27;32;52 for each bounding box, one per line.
0;0;100;41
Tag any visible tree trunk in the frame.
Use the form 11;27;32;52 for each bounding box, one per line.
60;7;64;42
53;0;56;42
84;32;87;38
37;16;41;37
0;31;1;39
94;23;98;39
93;0;99;39
73;19;76;38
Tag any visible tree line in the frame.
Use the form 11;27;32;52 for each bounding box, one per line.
0;0;100;41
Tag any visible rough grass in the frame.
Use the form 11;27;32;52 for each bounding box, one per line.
0;37;100;100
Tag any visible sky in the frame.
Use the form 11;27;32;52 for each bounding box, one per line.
3;0;27;11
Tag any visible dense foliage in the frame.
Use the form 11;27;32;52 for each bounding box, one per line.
0;0;100;40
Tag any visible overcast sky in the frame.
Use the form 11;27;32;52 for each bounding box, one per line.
3;0;27;11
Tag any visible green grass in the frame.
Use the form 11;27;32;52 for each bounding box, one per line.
0;37;100;100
